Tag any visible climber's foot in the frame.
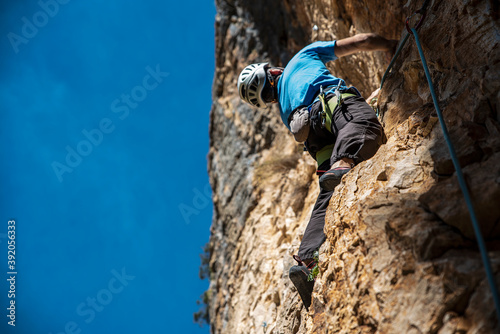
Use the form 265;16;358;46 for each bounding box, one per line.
319;166;351;191
289;255;317;310
318;158;355;191
289;265;315;310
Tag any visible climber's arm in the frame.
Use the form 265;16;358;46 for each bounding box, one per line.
335;33;397;58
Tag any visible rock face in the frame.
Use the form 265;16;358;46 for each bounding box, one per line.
207;0;500;333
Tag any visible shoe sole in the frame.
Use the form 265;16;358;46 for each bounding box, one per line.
318;175;341;191
318;168;351;191
289;265;314;310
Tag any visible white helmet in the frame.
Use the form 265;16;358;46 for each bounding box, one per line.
237;63;269;108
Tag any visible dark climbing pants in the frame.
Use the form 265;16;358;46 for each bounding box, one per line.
297;186;333;260
297;95;384;260
328;95;384;165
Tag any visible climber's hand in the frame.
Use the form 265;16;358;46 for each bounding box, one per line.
366;88;380;105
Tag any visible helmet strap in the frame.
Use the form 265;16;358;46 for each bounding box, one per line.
266;69;279;103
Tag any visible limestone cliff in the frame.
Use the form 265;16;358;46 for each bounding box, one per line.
207;0;500;333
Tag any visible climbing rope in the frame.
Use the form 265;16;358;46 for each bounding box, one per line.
379;34;409;91
409;25;500;322
376;34;410;117
376;0;500;322
375;1;500;317
378;0;430;92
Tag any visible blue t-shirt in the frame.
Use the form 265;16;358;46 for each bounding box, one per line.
277;40;347;129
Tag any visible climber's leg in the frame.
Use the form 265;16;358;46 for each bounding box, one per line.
319;96;384;190
330;96;384;165
297;186;334;260
291;179;332;310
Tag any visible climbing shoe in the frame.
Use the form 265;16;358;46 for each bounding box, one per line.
289;255;317;310
318;166;351;191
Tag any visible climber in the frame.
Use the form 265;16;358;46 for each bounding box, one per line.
237;33;397;310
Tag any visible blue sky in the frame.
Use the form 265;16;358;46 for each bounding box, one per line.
0;1;215;333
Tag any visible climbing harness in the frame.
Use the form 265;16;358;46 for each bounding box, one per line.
379;1;500;321
317;82;357;134
318;85;333;131
312;83;357;166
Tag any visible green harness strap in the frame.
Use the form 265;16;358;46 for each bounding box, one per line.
314;90;357;166
318;90;332;133
318;89;357;136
